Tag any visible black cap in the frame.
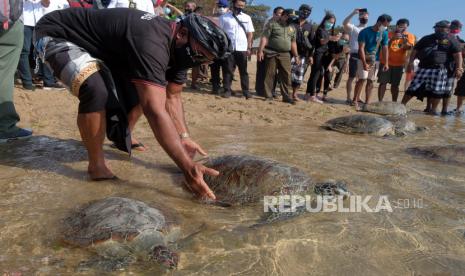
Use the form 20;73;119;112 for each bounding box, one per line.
434;20;450;28
181;14;232;60
299;4;312;11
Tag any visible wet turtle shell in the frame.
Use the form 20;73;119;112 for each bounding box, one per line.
62;197;180;270
362;101;408;116
324;114;396;136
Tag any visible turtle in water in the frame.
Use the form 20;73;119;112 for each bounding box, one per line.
406;145;465;165
203;155;350;224
61;197;181;271
362;101;408;116
323;114;425;137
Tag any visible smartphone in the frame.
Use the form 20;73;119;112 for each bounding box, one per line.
359;8;368;13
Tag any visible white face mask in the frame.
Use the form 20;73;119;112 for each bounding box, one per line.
218;7;227;15
379;25;387;33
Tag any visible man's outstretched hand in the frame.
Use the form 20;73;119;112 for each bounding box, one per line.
181;138;207;159
184;163;219;200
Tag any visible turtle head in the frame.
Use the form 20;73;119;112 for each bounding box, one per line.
149;245;179;269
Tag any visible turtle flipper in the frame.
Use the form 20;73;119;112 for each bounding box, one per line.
149;245;179;269
77;256;136;272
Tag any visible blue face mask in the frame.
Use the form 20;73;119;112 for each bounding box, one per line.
164;7;171;15
338;39;348;46
324;21;334;30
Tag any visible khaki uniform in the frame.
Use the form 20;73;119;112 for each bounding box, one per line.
262;20;296;100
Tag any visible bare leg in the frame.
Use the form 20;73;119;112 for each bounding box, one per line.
425;97;432;112
378;83;387;102
391;85;400;102
346;77;354;102
430;98;440;114
77;111;114;180
353;79;365;109
401;94;412;105
457;96;464;111
127;104;146;151
441;97;450;114
292;85;299;100
365;80;374;104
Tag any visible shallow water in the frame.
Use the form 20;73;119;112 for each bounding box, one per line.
1;113;465;275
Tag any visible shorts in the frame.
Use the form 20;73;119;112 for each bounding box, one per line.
357;59;379;81
291;56;310;86
377;65;404;86
348;53;359;78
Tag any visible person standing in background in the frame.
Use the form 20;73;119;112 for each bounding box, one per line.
220;0;254;99
377;18;415;102
343;8;369;105
0;0;33;142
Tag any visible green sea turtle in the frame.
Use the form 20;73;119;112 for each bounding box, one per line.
407;145;465;165
203;155;350;224
61;197;181;271
362;101;408;116
323;114;425;137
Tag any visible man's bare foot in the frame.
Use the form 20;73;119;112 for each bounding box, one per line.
131;138;147;152
88;163;116;181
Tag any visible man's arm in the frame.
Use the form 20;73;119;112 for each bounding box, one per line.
358;41;368;70
406;49;417;73
454;52;463;79
135;83;217;199
343;8;359;32
381;45;389;71
291;40;301;65
257;36;268;61
166;81;207;158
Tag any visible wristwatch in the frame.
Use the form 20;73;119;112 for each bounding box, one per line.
180;132;190;139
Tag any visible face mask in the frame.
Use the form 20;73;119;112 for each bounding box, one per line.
299;10;310;19
164;7;171;15
435;31;449;40
184;9;193;14
338;39;348;46
451;29;460;34
217;7;227;15
234;7;243;14
324;21;334;31
359;18;368;25
379;25;387;33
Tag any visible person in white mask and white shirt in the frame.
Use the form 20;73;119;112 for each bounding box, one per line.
18;0;65;90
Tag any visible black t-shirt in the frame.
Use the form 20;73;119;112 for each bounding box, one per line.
414;33;461;68
313;28;330;54
293;19;314;56
35;8;187;86
328;41;343;55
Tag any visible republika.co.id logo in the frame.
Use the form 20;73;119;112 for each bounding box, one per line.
263;195;424;213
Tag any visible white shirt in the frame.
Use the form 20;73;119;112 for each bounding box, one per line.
43;0;69;15
346;23;366;54
105;0;155;14
219;11;254;51
23;0;45;27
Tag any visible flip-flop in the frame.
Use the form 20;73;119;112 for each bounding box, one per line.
92;175;119;181
131;142;146;151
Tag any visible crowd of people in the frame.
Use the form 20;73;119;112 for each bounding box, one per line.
0;0;464;198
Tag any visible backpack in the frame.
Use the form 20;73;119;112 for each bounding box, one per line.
0;0;23;30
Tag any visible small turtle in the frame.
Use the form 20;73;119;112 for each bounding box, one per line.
62;197;181;271
362;101;408;116
407;145;465;165
203;155;351;224
323;114;424;137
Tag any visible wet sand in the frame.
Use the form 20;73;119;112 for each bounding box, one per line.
1;60;465;275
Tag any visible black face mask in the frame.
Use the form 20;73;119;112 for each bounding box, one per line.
184;9;193;15
299;10;310;20
359;18;368;25
435;31;449;40
234;7;243;14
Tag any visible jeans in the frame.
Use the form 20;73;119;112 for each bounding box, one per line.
17;25;55;87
